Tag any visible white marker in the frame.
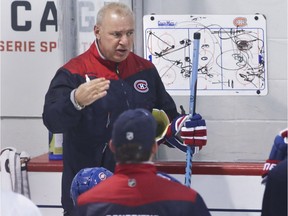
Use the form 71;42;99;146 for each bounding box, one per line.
85;74;90;82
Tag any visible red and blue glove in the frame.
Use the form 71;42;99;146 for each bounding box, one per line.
261;128;287;184
164;113;207;153
180;113;207;148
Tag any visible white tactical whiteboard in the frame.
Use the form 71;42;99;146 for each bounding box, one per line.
143;14;267;96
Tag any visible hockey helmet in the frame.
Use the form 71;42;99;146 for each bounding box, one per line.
70;167;113;205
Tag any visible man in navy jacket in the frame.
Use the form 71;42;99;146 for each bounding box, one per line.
43;3;206;215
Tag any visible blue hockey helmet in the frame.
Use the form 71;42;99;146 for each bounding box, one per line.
70;167;113;205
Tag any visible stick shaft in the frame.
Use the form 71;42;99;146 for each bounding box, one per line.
189;32;201;115
185;32;201;187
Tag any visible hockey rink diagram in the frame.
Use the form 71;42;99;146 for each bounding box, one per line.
143;14;267;96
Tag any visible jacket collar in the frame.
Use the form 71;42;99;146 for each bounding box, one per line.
115;163;157;175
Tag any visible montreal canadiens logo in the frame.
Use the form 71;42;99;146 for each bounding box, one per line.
134;80;149;93
98;172;107;180
233;17;247;27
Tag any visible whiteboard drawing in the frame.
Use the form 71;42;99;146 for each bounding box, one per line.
143;14;267;96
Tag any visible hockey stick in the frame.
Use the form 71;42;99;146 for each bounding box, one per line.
185;32;201;187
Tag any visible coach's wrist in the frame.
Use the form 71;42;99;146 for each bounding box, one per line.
70;89;85;110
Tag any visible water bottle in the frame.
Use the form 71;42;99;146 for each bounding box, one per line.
48;132;63;160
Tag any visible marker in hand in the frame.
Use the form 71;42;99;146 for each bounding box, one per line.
85;74;90;82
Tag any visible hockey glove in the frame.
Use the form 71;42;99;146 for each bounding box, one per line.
155;111;207;153
152;109;170;142
180;113;207;149
261;128;287;184
151;109;187;150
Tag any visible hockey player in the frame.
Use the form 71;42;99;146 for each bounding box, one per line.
261;128;287;184
73;109;210;215
261;128;287;216
70;167;113;206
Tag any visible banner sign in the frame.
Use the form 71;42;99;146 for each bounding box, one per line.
1;0;62;116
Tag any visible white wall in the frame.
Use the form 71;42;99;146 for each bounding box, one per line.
1;0;287;162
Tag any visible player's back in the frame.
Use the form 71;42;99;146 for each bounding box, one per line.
75;164;211;216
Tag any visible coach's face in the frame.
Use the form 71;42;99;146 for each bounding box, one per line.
94;12;134;63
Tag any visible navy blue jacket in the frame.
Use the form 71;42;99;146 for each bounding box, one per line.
42;42;178;213
261;159;287;216
75;163;211;216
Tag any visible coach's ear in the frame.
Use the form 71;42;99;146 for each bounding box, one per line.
109;140;116;153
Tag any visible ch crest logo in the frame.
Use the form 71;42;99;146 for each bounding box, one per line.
134;80;149;93
98;172;107;180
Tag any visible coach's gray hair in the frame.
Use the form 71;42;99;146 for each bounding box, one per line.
96;2;135;25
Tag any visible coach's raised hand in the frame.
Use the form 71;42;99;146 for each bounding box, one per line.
75;77;110;107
